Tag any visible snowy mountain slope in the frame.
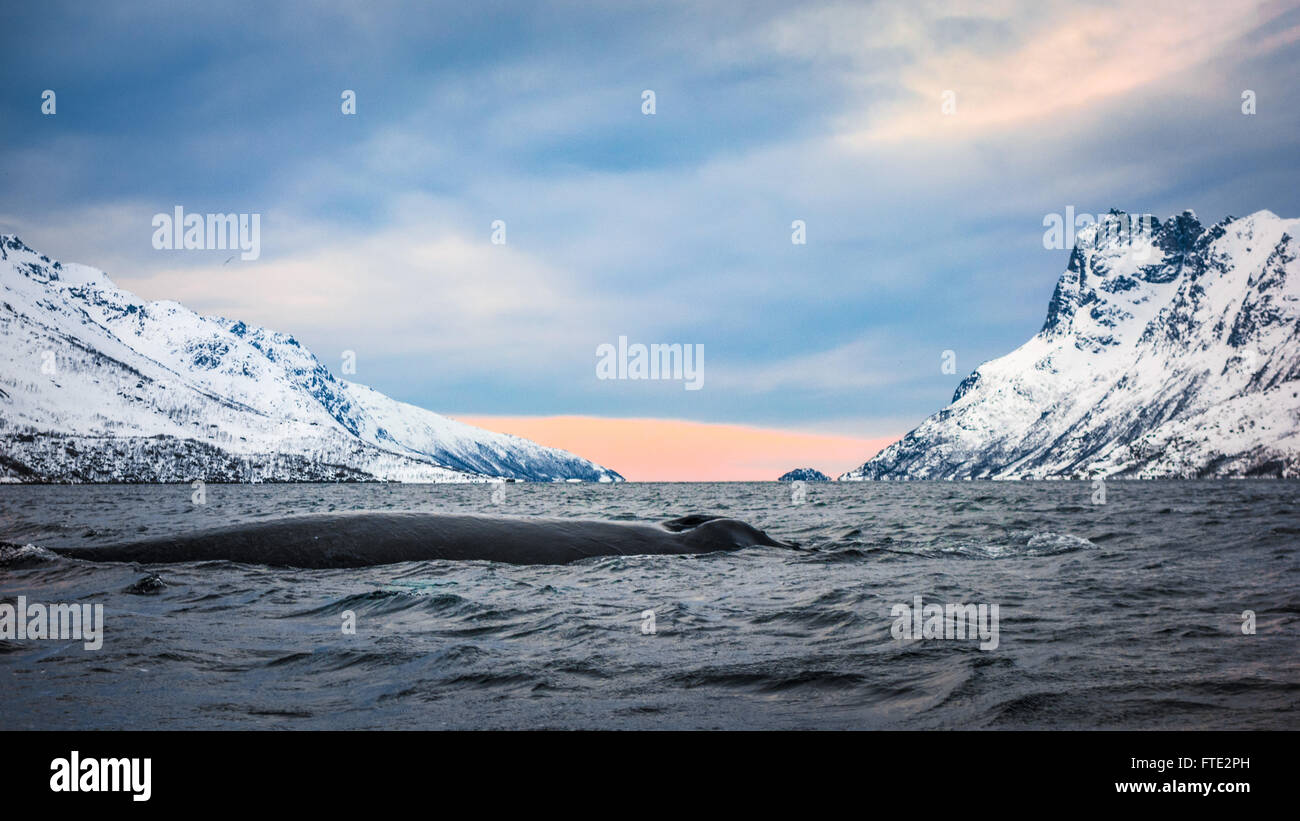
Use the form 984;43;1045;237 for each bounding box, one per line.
341;381;620;482
0;235;622;483
842;209;1300;480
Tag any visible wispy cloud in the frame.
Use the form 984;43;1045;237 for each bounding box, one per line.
754;0;1300;144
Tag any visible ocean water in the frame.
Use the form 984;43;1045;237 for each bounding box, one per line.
0;480;1296;730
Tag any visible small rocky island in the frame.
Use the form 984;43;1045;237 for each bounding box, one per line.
777;468;829;482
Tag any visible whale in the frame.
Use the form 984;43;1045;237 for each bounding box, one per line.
47;512;794;568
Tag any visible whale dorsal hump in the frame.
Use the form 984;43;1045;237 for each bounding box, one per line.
659;514;726;532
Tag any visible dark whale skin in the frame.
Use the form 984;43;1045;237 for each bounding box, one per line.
51;512;793;568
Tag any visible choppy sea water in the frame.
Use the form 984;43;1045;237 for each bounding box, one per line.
0;481;1296;730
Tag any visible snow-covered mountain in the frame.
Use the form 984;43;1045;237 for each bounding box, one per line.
0;235;622;483
778;468;829;482
842;209;1300;480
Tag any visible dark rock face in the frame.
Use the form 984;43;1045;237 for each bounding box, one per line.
842;209;1300;480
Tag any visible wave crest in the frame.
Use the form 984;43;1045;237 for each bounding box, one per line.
0;542;60;568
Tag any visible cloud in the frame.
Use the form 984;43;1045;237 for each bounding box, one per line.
754;0;1300;144
109;197;618;376
709;335;904;393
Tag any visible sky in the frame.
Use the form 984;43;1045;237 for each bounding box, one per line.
2;0;1299;480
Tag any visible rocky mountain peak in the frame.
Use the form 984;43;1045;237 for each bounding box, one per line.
844;208;1300;480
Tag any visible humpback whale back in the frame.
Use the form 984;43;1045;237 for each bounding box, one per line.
50;511;792;568
675;516;791;552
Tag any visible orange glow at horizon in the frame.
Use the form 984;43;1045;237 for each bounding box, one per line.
454;415;899;481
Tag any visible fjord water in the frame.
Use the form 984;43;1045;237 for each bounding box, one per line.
1;481;1296;730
